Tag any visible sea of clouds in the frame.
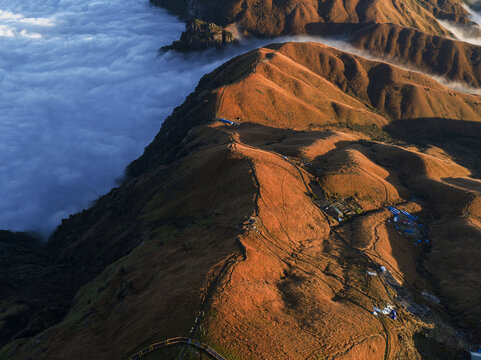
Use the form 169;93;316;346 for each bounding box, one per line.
0;0;272;237
0;0;186;236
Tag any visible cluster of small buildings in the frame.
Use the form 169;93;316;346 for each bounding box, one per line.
325;198;363;223
372;304;398;320
387;206;428;244
471;350;481;359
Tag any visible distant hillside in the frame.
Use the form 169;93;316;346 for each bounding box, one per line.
151;0;472;36
153;0;481;90
351;23;481;87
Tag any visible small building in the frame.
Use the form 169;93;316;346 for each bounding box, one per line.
217;118;239;126
471;350;481;359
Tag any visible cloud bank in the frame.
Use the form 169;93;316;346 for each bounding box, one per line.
0;0;256;237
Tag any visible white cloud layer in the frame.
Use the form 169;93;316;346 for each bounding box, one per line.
0;0;233;236
466;2;481;26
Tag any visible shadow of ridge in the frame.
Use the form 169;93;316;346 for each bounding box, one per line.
384;118;481;179
442;177;481;193
305;22;373;38
235;122;343;155
413;332;470;360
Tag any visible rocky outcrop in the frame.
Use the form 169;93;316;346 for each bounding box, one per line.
162;19;237;52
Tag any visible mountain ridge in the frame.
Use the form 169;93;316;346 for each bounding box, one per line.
2;41;480;359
